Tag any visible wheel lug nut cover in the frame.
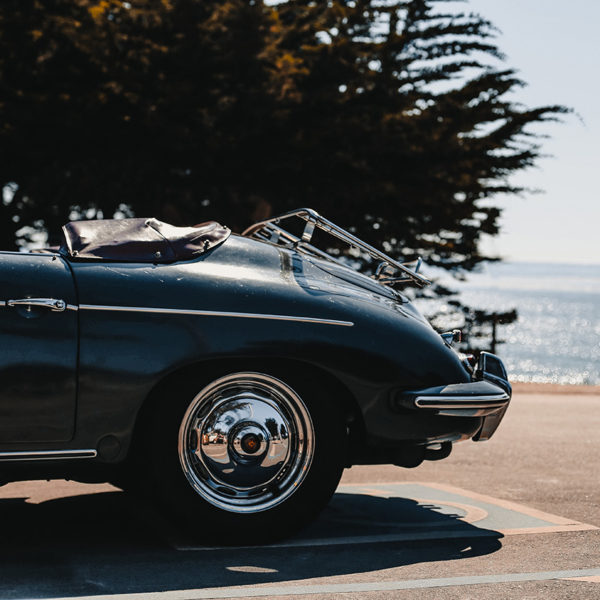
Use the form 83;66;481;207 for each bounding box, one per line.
241;433;260;454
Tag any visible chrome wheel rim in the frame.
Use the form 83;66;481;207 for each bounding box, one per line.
178;373;315;513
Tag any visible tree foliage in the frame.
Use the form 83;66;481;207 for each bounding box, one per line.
1;0;567;280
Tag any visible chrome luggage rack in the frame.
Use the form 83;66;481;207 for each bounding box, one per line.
242;208;431;288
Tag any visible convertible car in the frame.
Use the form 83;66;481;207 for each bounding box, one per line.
0;208;511;543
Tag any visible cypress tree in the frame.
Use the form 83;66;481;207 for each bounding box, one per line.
0;0;567;279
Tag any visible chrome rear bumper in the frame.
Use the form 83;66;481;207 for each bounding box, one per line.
398;352;511;441
399;379;510;416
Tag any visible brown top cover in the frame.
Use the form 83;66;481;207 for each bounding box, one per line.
61;217;230;263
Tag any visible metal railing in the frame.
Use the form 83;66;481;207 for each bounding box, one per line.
242;208;431;288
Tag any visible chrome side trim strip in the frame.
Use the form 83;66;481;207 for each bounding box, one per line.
0;449;97;462
79;304;354;327
414;393;510;409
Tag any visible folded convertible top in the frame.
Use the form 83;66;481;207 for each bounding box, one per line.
61;217;230;263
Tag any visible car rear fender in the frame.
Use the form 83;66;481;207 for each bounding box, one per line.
126;356;365;467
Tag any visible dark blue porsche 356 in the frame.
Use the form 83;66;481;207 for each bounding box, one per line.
0;208;510;543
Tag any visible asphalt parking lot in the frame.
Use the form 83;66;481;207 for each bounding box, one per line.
0;390;598;600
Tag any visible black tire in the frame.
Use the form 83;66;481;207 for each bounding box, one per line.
141;369;346;545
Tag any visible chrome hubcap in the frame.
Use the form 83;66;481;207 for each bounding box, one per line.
178;373;314;513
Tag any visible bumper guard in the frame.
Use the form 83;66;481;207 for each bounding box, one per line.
397;352;511;441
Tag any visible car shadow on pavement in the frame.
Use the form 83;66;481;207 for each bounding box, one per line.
0;488;503;598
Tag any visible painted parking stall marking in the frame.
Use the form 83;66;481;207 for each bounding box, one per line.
47;568;600;600
417;481;597;535
173;481;597;551
563;576;600;583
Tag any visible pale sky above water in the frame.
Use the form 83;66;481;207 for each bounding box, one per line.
456;0;600;264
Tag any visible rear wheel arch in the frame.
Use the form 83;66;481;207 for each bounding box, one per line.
125;357;361;543
129;356;365;464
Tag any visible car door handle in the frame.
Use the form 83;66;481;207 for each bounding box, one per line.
7;298;67;312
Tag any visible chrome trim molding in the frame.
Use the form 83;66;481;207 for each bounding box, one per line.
79;304;354;327
414;393;509;409
1;299;78;311
7;297;67;312
0;449;97;462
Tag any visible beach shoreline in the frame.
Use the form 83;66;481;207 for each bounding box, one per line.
511;381;600;395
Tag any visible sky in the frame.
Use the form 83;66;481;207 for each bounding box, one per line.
454;0;600;264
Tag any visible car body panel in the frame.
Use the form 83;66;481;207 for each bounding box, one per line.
0;230;507;475
59;235;471;456
0;252;78;443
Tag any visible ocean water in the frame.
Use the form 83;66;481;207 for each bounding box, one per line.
415;262;600;385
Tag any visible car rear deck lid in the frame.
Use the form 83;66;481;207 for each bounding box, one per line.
61;217;230;263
